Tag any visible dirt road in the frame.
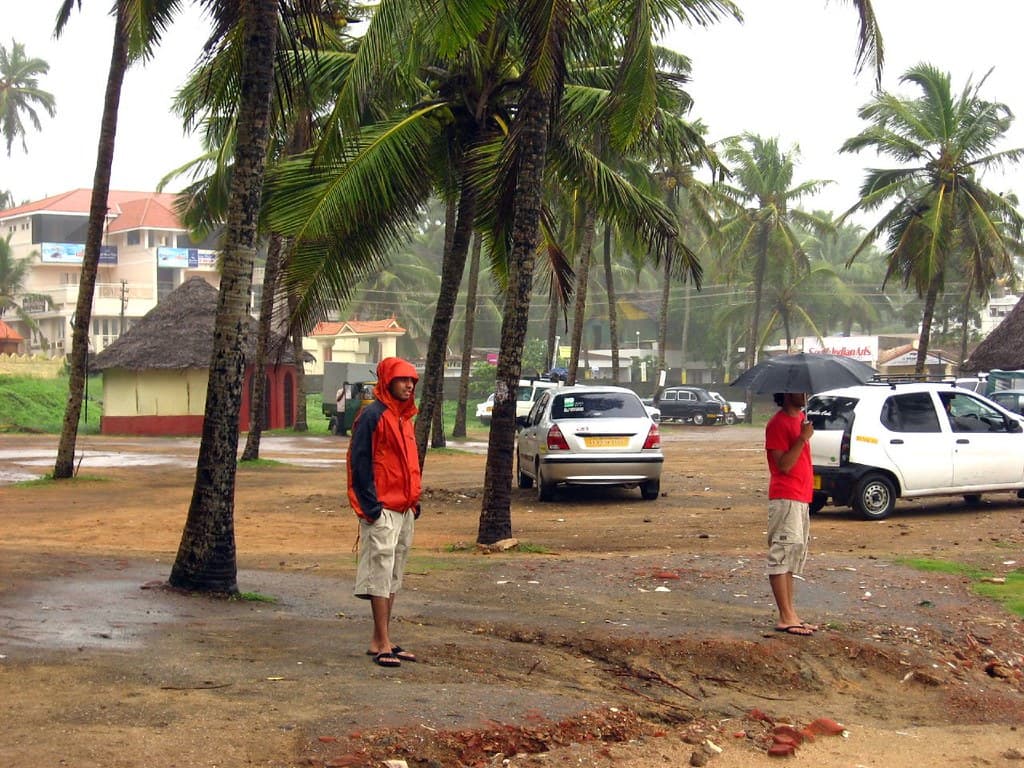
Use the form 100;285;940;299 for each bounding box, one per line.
0;428;1022;767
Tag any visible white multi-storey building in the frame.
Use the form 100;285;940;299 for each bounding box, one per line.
1;188;222;356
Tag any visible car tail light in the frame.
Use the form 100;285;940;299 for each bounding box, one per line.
547;424;570;451
643;422;661;449
839;430;851;465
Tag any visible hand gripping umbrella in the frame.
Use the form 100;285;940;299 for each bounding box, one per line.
730;352;876;394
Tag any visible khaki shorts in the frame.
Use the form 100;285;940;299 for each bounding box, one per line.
766;498;809;576
354;508;415;599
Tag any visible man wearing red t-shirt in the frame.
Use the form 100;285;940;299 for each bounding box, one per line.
764;392;816;636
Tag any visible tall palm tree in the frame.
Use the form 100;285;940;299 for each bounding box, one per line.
840;63;1024;374
0;234;51;339
53;0;183;480
717;134;832;370
0;39;56;155
169;0;327;592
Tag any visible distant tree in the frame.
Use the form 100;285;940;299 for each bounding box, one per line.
841;63;1024;373
0;234;51;339
0;39;56;155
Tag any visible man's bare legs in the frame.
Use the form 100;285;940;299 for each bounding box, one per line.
769;572;814;634
369;593;395;655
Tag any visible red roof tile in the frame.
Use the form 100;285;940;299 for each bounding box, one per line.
0;189;184;231
310;318;406;337
0;320;24;341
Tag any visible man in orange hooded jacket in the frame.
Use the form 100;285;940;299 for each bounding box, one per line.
347;357;422;667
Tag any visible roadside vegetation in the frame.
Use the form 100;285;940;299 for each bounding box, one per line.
900;557;1024;618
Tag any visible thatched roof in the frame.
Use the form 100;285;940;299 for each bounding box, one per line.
962;295;1024;373
93;277;296;371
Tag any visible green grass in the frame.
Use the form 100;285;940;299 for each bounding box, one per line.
14;474;108;487
0;374;102;434
899;557;1024;618
232;591;278;603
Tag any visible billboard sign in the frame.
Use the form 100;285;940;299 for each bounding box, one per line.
157;247;218;270
40;242;118;265
801;335;878;363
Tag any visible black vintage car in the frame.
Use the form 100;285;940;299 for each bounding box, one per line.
655;386;728;425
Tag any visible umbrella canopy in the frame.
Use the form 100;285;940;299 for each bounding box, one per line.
731;352;876;394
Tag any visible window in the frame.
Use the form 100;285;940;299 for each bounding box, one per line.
552;392;646;419
939;392;1013;433
807;396;859;431
126;230;141;246
880;393;940;433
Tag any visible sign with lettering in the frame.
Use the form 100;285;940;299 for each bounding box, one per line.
800;335;878;363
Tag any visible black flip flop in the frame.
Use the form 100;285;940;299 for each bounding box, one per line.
373;651;401;667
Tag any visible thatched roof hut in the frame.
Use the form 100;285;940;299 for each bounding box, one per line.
93;277;300;436
962;296;1024;374
93;276;295;370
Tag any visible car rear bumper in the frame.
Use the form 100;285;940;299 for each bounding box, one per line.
540;454;663;484
813;464;874;502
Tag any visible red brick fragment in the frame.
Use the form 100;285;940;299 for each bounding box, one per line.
772;725;804;745
654;570;681;579
807;717;845;736
748;708;774;723
317;736;338;743
767;742;796;757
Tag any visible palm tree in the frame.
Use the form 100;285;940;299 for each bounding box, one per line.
840;63;1024;374
0;39;56;155
717;134;832;370
53;0;182;480
0;234;51;339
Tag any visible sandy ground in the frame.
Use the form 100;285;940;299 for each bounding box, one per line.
1;427;1022;767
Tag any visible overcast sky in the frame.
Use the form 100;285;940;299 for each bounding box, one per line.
4;1;1024;220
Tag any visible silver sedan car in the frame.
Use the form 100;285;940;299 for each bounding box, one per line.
515;385;663;501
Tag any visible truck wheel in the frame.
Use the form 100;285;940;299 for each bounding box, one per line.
810;492;828;514
853;474;896;520
692;413;706;426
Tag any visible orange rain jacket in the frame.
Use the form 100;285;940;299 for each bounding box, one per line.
346;357;422;522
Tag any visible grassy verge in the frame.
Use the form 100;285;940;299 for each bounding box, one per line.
0;374;102;434
899;557;1024;617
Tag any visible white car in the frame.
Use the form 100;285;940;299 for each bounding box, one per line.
516;385;663;501
476;378;561;426
807;381;1024;519
710;391;746;424
475;393;496;425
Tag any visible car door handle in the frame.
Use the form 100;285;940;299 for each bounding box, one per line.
890;439;904;444
956;438;970;444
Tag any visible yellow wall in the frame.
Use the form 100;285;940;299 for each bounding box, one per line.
0;353;64;378
102;368;209;416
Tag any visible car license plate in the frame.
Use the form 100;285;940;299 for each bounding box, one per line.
584;436;629;448
813;475;822;490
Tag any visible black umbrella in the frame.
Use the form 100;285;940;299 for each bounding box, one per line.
730;352;876;394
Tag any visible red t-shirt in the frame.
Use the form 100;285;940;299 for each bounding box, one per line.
765;410;813;502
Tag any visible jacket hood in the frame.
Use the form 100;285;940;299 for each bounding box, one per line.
374;357;419;416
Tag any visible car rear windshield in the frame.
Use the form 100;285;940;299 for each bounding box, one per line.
806;396;858;431
552;392;646;419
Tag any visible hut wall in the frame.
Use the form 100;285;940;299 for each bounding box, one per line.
101;368;208;435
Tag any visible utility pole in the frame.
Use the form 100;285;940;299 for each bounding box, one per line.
119;279;128;337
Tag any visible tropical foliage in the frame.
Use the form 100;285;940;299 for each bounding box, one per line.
0;39;55;156
841;63;1024;373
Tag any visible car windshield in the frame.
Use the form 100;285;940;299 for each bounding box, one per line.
806;396;858;431
552;392;646;419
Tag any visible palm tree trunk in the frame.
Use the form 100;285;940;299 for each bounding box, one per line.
414;175;477;464
479;85;549;545
453;233;482;438
289;291;308;432
603;227;620;383
655;253;669;395
241;234;284;461
169;0;278;593
567;207;595;385
680;280;692;384
53;4;129;479
915;279;941;375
